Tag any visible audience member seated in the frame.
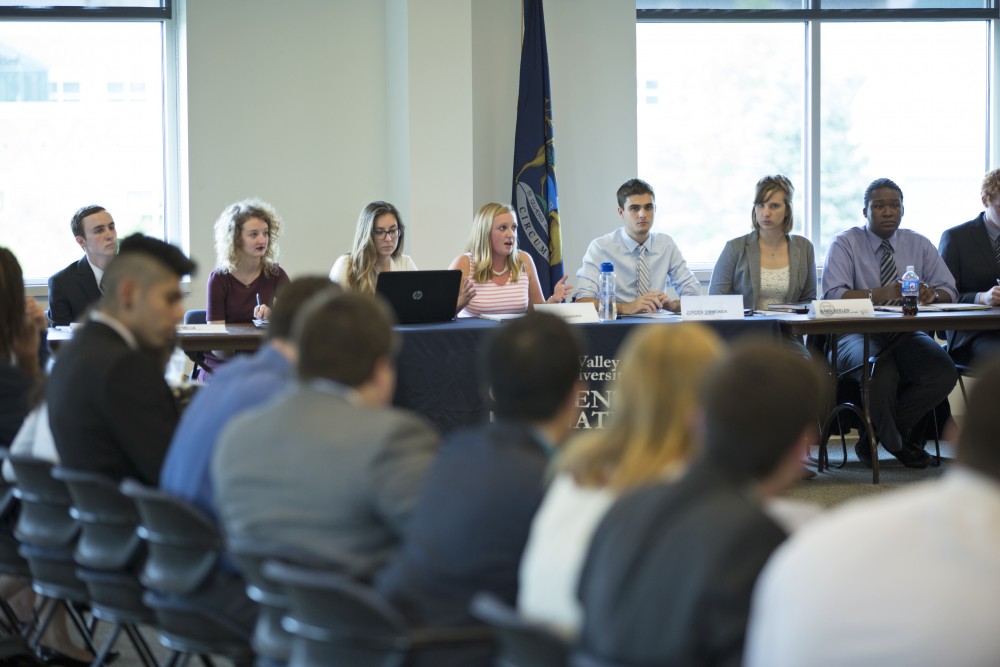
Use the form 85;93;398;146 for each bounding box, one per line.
575;340;824;667
47;204;118;326
745;355;1000;667
1;247;46;447
822;177;957;469
710;175;816;310
449;202;570;317
329;201;418;293
574;178;701;315
203;198;290;379
938;168;1000;365
376;312;584;667
518;322;723;637
160;277;336;521
47;234;196;484
212;292;439;580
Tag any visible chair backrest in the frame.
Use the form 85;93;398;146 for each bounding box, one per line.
120;479;220;594
227;536;342;664
470;593;569;667
184;309;207;325
6;455;78;550
0;455;31;579
264;559;410;665
51;467;142;571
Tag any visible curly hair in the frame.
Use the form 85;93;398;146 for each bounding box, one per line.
465;203;523;284
345;201;405;295
213;198;283;275
981;169;1000;202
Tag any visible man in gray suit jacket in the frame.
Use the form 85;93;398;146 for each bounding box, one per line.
212;291;440;580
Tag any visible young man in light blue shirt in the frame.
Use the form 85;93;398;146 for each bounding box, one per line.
574;178;701;315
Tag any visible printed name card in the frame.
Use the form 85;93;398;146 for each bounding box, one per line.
681;295;744;321
534;302;600;324
807;298;875;319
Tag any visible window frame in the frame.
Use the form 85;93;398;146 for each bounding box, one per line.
637;3;1000;271
1;1;182;289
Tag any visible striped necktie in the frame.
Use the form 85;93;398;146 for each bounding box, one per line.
636;244;649;296
879;239;898;305
994;236;1000;272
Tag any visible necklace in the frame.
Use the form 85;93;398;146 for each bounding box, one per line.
492;265;510;276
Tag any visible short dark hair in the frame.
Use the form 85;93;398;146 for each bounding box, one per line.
863;178;903;209
294;292;399;387
70;205;107;238
267;277;339;341
482;312;583;421
101;234;196;306
702;339;825;482
957;356;1000;482
617;178;655;209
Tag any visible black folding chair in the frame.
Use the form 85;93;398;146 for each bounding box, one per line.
470;592;569;667
120;480;253;667
5;455;98;656
52;467;159;667
183;310;211;381
263;559;493;667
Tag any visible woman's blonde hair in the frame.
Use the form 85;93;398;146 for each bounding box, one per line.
345;201;405;295
465;203;523;284
556;322;724;492
213;198;283;275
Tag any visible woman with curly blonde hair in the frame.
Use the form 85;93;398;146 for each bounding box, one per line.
203;198;290;376
518;322;724;636
449;202;570;316
329;201;417;294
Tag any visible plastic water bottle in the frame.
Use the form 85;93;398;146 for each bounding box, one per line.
901;265;919;316
598;262;617;322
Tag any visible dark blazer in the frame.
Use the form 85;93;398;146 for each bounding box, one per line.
47;320;179;484
576;461;787;667
938;213;999;363
376;420;551;667
47;256;102;326
709;231;817;309
0;363;32;447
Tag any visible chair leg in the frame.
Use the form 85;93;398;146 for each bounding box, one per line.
92;622;123;667
28;597;57;649
64;601;98;656
124;623;160;667
197;654;216;667
957;373;969;405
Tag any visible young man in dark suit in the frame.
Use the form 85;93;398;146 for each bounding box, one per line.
47;233;195;484
938;168;1000;365
575;340;824;667
376;312;584;667
47;204;118;326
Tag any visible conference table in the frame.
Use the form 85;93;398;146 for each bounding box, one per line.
46;309;1000;483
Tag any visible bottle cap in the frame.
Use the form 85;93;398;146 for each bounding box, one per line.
906;265;914;273
600;262;614;272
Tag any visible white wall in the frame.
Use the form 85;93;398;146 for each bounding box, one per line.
181;0;637;309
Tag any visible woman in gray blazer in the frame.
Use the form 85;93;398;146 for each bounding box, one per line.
709;175;816;310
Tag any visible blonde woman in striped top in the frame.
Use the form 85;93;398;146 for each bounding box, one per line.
450;202;571;317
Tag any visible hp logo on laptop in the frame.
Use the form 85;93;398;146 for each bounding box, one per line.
411;290;424;301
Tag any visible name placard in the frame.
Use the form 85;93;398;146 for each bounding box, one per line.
807;298;875;319
681;295;745;321
534;302;600;324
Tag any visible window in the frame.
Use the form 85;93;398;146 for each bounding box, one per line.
637;2;997;266
0;1;175;284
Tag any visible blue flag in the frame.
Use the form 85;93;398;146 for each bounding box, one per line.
512;0;563;298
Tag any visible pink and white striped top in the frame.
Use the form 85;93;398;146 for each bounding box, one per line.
458;253;530;317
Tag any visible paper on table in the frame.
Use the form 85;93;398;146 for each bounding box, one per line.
176;324;228;334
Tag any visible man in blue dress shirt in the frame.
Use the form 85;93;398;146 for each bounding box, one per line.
574;178;701;315
160;276;336;520
822;177;958;468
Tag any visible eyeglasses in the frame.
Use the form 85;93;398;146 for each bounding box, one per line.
373;227;400;239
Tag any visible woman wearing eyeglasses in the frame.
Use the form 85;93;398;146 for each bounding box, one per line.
330;201;418;294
